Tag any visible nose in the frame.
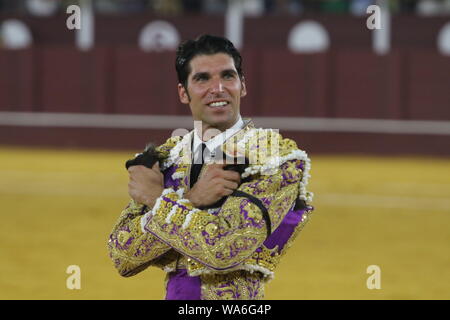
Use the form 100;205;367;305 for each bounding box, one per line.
209;77;224;94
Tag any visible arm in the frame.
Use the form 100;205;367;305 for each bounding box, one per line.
107;199;173;277
141;158;305;271
108;163;172;277
108;136;186;276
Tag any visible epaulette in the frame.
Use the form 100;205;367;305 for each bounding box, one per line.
155;136;184;160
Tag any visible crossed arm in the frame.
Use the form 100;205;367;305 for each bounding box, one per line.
108;159;304;275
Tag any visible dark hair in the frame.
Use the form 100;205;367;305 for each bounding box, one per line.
175;34;243;88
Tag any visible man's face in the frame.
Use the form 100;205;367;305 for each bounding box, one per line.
178;53;247;132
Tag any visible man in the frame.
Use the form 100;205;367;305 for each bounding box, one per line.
108;34;313;300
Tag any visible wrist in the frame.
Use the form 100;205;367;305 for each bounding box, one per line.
143;187;164;208
185;189;200;207
143;196;155;209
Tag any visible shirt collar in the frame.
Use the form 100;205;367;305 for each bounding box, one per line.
193;115;244;157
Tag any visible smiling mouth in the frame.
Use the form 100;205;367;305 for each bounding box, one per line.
207;101;229;108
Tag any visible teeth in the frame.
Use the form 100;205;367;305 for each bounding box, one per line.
209;101;228;107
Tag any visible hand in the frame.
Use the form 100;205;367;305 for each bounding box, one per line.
185;163;241;208
128;162;164;208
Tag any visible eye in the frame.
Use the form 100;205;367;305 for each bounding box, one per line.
223;72;236;80
193;73;209;82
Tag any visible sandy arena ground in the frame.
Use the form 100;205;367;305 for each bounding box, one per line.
0;146;449;299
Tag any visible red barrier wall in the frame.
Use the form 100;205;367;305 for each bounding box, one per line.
0;50;35;112
1;47;449;120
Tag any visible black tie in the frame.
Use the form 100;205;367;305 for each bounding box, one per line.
190;143;206;188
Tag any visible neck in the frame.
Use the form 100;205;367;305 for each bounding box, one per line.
194;117;240;142
198;124;224;142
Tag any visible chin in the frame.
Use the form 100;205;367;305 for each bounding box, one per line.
208;117;233;128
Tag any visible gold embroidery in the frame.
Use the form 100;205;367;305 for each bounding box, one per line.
144;155;305;275
201;271;265;300
108;200;173;276
111;120;314;296
151;249;179;272
243;246;280;272
156;136;183;159
146;193;267;270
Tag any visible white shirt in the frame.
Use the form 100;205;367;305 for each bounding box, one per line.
192;115;244;163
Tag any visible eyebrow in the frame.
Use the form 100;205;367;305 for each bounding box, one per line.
192;72;210;81
191;69;238;80
221;69;238;76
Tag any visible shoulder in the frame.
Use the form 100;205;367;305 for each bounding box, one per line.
274;130;300;156
155;133;194;170
155;136;184;159
239;128;310;177
241;128;313;203
244;128;304;160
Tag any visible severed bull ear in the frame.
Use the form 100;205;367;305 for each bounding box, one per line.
125;143;163;171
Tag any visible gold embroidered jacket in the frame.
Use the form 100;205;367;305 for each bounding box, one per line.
108;120;314;299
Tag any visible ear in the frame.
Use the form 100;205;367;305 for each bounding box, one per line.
178;83;190;104
240;77;247;98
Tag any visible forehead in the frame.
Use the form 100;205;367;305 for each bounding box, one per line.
188;53;236;76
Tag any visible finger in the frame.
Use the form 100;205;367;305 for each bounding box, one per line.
130;165;155;178
201;164;223;180
221;170;241;183
128;179;139;187
221;179;239;191
128;165;148;178
146;169;164;183
221;187;234;196
129;169;143;182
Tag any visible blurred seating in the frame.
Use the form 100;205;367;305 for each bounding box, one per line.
444;0;450;12
320;0;349;13
416;0;442;16
242;0;265;16
182;0;202;13
203;0;226;15
151;0;182;15
94;0;148;14
350;0;374;16
1;0;448;16
25;0;59;16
